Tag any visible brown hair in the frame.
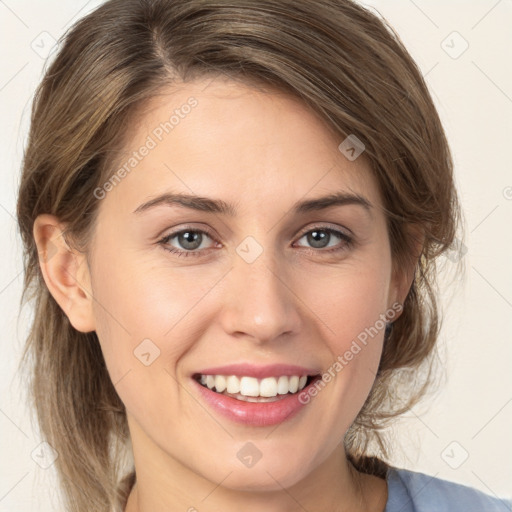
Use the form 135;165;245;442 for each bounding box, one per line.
16;0;462;510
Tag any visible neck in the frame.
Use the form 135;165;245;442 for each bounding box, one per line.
124;419;387;512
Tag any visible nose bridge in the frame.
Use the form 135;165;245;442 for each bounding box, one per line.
220;235;301;343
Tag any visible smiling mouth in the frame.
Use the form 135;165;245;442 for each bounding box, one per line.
193;373;320;402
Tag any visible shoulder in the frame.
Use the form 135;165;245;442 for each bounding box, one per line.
384;466;512;512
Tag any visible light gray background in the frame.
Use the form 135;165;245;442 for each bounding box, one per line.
1;1;511;510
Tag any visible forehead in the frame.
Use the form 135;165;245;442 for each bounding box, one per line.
100;77;382;216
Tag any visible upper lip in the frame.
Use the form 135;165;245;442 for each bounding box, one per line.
194;363;321;379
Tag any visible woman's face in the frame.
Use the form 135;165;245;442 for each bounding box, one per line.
86;77;404;490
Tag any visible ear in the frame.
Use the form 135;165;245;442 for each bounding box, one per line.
387;223;424;320
33;214;96;333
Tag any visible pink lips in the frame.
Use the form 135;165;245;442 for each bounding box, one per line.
192;363;321;427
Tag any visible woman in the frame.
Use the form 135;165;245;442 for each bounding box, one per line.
16;0;511;511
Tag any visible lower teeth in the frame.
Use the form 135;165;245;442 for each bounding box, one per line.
220;391;288;402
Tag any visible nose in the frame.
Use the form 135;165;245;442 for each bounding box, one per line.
218;246;302;345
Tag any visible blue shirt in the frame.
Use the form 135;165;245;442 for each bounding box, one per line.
384;466;512;511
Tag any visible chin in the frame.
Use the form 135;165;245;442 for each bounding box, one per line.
206;452;315;492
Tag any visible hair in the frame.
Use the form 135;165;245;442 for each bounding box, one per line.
16;0;463;510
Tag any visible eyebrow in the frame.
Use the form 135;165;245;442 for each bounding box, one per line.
133;191;373;216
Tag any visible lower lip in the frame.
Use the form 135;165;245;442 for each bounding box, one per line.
192;379;313;427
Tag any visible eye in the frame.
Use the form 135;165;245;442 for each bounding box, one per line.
157;227;218;258
157;225;354;258
294;226;353;254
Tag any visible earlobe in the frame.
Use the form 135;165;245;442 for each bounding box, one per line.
33;214;96;333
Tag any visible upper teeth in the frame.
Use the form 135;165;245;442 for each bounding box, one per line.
199;374;308;397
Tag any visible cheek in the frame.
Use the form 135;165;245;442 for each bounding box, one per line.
296;253;391;416
302;255;391;355
89;249;224;378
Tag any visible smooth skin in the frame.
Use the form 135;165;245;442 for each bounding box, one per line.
34;77;419;512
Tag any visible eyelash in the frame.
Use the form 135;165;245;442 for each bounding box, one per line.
157;225;354;258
